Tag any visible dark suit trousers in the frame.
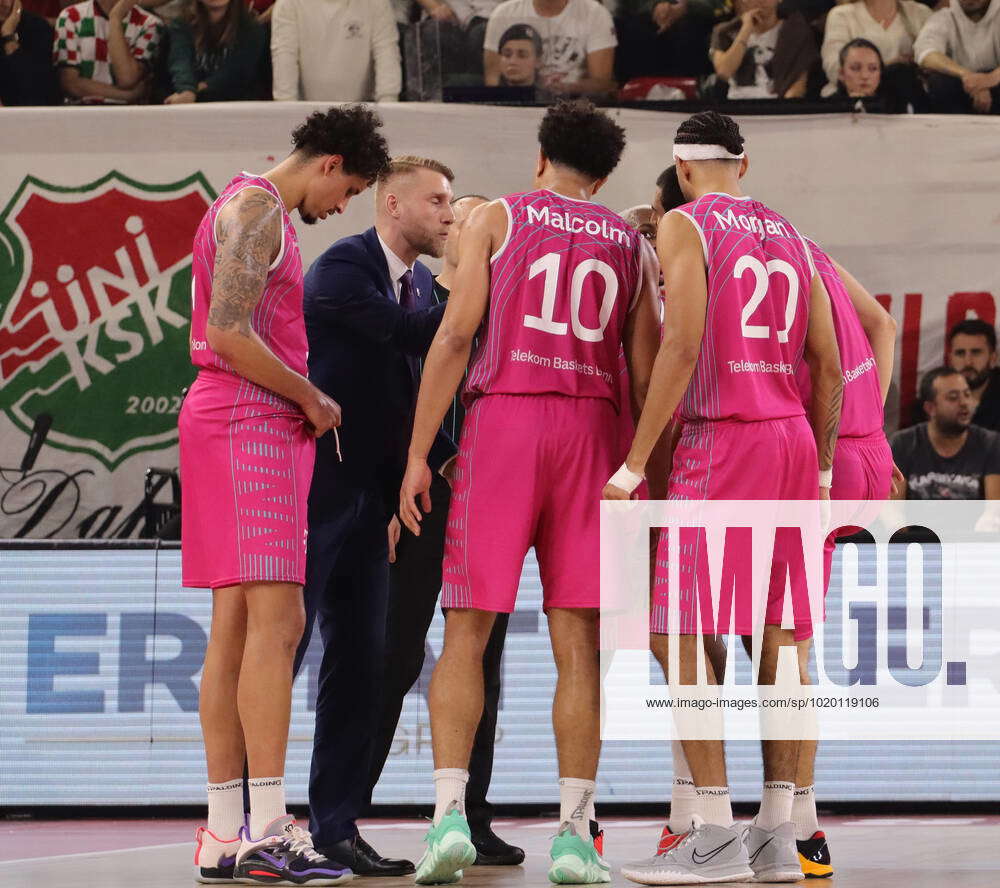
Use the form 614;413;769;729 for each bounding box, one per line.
294;483;389;847
368;473;509;832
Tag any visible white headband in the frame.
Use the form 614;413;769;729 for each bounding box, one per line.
672;142;745;161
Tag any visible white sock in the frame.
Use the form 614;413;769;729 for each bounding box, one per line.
559;777;596;835
668;741;698;834
433;768;468;825
248;777;286;838
694;786;732;828
206;779;244;839
792;785;820;840
756;781;795;831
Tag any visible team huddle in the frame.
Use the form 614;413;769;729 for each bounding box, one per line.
180;102;895;886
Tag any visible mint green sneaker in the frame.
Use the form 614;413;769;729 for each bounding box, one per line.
548;821;612;884
414;805;477;885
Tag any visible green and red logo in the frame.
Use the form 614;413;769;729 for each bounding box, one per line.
0;171;216;469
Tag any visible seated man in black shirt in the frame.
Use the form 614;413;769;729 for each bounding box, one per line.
891;366;1000;500
948;318;1000;432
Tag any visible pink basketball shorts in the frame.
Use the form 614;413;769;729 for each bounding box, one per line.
650;415;818;637
820;431;894;596
179;370;315;589
441;393;619;612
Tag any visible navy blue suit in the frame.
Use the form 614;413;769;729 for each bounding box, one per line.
295;227;454;847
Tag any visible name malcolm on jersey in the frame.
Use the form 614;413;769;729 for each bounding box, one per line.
526;204;630;245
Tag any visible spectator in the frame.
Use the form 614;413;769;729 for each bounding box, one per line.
620;204;657;241
821;0;929;95
484;0;617;95
1;0;61;104
915;0;1000;113
164;0;266;103
54;0;162;104
418;0;500;26
709;0;817;99
947;319;1000;430
415;1;502;84
271;0;401;102
834;36;883;97
615;0;714;81
891;367;1000;499
497;21;541;83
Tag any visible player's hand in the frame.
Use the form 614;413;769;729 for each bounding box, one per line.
890;461;904;496
818;485;831;534
388;515;401;563
302;387;342;437
1;1;22;38
400;456;432;536
602;482;632;501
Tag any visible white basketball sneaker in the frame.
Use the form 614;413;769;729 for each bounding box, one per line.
620;816;753;885
741;822;804;883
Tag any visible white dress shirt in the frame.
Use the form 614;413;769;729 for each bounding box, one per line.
377;231;416;303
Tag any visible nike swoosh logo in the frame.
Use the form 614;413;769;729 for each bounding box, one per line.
748;838;773;865
691;837;736;864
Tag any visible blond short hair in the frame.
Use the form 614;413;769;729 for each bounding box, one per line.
377;155;455;189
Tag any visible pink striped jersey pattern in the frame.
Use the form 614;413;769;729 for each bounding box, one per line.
670;193;814;424
797;239;884;438
464;189;643;410
189;173;308;385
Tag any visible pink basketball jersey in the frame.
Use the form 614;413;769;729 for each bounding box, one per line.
797;240;883;438
464;189;643;409
189;174;307;381
671;193;814;423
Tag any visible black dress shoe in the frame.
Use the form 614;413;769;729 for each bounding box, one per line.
470;827;525;866
318;835;415;877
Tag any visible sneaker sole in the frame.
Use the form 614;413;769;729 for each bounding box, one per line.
234;868;353;886
620;865;754;885
415;838;477;885
193;867;238;884
751;870;805;883
548;854;612;884
799;856;833;879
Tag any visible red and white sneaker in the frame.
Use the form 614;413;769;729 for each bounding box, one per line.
194;826;241;884
655;823;687;856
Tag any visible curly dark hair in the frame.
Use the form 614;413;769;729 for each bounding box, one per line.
675;111;745;157
290;105;391;184
537;99;627;181
655;165;685;213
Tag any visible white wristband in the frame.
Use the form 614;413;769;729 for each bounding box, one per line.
819;468;833;489
609;464;644;494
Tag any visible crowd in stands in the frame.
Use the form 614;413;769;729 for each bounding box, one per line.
3;0;1000;111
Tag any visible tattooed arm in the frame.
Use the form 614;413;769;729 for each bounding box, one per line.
206;188;341;436
803;271;843;480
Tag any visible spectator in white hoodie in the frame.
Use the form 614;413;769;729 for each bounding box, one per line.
271;0;401;102
915;0;1000;113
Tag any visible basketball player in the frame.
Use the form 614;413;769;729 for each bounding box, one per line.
605;112;844;885
779;241;896;878
180;106;390;885
399;99;663;885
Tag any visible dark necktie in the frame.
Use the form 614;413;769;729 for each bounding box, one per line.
399;269;416;311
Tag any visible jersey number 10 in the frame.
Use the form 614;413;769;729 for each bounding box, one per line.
735;255;800;343
523;252;619;343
